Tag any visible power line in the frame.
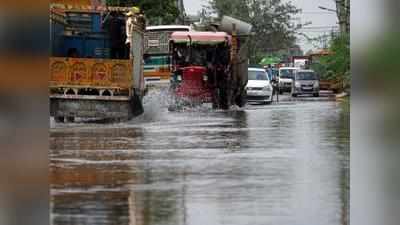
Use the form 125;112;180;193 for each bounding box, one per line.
301;11;335;15
300;28;338;30
300;30;338;33
300;26;339;29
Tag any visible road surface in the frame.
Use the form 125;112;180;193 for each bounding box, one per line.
50;90;349;225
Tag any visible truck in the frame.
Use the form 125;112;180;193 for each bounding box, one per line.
292;55;311;69
143;25;191;85
49;3;145;122
168;16;252;110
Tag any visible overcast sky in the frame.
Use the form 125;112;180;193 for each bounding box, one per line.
183;0;338;52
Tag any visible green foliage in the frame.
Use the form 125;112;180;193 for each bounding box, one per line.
138;0;179;25
328;34;350;78
366;32;400;82
106;0;179;25
106;0;135;7
320;33;350;85
310;61;330;79
207;0;301;64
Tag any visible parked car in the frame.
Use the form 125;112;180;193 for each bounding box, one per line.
278;67;298;94
246;68;273;104
291;70;320;97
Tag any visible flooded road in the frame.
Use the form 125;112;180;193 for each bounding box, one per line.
50;93;349;225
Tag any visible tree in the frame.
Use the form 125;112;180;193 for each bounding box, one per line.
106;0;136;7
311;0;350;90
326;33;350;82
311;33;350;90
207;0;302;63
138;0;179;25
106;0;179;25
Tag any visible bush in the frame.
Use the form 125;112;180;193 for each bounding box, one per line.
324;34;350;84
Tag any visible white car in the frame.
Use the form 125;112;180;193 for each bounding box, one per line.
246;68;273;104
278;67;298;94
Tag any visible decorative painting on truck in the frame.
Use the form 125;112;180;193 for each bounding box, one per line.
50;57;133;89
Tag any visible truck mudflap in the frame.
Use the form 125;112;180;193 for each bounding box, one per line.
50;94;143;121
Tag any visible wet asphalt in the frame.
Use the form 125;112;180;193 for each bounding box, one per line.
50;90;349;225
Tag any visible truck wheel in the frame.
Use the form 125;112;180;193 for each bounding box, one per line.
235;90;247;107
212;91;219;109
219;89;229;110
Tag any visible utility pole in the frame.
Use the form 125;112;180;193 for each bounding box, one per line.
319;0;349;34
335;0;349;34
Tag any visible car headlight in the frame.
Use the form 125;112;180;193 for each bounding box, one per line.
295;81;301;88
203;74;208;81
313;82;319;88
177;75;182;81
263;85;272;91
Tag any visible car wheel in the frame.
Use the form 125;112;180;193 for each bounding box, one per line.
313;93;319;97
292;93;298;97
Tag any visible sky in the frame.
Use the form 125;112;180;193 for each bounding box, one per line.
183;0;338;52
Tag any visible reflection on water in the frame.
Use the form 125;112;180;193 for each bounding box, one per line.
50;99;349;225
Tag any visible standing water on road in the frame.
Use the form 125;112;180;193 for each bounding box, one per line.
50;90;349;225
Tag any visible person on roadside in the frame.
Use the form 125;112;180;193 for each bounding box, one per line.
267;64;278;97
108;11;124;59
125;7;142;59
125;10;133;59
266;64;273;80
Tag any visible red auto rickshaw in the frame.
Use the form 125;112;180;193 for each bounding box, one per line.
169;31;247;109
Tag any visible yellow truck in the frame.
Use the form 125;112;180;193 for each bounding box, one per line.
50;3;145;122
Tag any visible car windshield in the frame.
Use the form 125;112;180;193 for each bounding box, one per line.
248;71;268;81
280;69;295;79
296;72;317;80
